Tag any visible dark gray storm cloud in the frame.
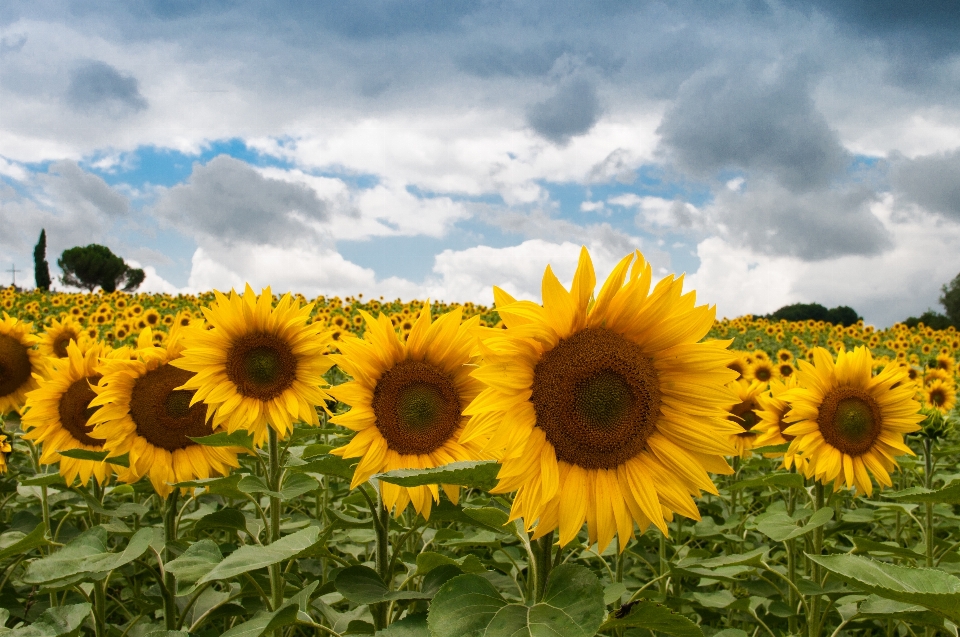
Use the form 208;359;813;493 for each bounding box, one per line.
892;150;960;219
526;77;602;144
152;155;329;243
710;178;890;260
66;61;147;115
657;65;849;191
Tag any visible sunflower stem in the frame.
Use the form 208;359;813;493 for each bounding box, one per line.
533;531;555;603
93;577;107;637
787;483;799;635
372;487;391;630
267;426;284;613
163;489;179;631
923;438;935;637
809;481;825;637
658;530;668;599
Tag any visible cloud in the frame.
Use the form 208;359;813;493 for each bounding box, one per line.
152;155;330;244
66;60;148;116
891;149;960;219
657;64;849;191
41;160;130;217
704;177;891;259
526;77;602;144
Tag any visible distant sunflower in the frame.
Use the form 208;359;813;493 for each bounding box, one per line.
1;314;45;415
776;362;795;379
753;376;805;469
751;359;775;384
727;380;766;458
923;378;956;414
461;248;741;552
22;341;118;486
38;316;87;359
89;327;241;497
329;304;487;519
172;285;335;446
776;349;794;363
783;347;923;496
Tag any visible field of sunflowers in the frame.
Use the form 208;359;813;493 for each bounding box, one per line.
0;248;958;637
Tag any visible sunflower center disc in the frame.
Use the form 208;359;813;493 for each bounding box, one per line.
58;376;105;447
817;388;882;456
130;363;212;451
754;366;772;382
929;388;946;406
531;328;661;469
0;334;32;398
372;360;461;455
54;333;76;358
226;334;297;400
729;397;760;436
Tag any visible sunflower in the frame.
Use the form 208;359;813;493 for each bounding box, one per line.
782;347;923;496
0;432;11;474
39;316;87;359
329;304;487;519
776;362;795;379
751;359;775;384
922;378;956;414
1;314;45;415
753;376;805;469
171;285;334;446
22;341;119;486
89;327;241;497
776;349;794;363
460;248;741;552
727;380;766;458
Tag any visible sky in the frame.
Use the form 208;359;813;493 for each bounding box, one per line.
2;1;959;327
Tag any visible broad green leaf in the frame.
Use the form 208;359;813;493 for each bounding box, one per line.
173;474;246;499
681;547;768;569
757;507;833;542
219;581;318;637
599;600;703;637
603;583;627;605
374;612;428;637
193;508;248;537
335;565;432;604
165;539;223;596
22;527;159;588
885;482;960;504
288;454;357;480
427;564;604;637
198;526;321;583
143;632;190;637
189;430;256;452
0;523;51;561
18;474;65;487
808;553;960;622
428;501;515;536
415;551;485;575
849;536;923;560
858;595;953;631
300;443;335;459
376;461;501;491
752;443;790;454
56;448;109;462
1;603;91;636
732;473;804;490
237;474;280;498
281;472;320;500
693;590;738;609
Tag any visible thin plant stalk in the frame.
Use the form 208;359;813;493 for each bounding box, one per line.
163;489;180;631
809;482;825;637
267;426;284;613
534;531;555;603
371;487;391;630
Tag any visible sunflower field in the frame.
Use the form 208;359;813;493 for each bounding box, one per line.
0;249;958;637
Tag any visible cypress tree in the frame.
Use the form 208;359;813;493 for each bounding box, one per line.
33;229;52;291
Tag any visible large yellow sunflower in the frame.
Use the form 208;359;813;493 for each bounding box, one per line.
22;340;121;486
38;316;87;359
727;380;766;458
460;248;741;553
89;327;240;497
1;313;45;415
329;304;487;519
782;346;923;496
172;285;334;446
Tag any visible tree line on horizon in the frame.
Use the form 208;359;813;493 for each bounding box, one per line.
31;229;144;294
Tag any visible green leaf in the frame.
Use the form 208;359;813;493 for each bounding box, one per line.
885;482;960;504
237;475;281;498
0;523;51;561
849;536;923;561
165;539;223;596
335;565;432;604
22;527;159;588
198;526;322;583
427;563;604;637
142;632;190;637
375;461;500;491
18;474;66;487
281;472;320;500
757;507;833;542
415;551;485;575
289;454;357;480
53;449;129;467
173;474;246;499
194;508;249;537
374;612;428;637
732;473;804;490
3;603;91;636
858;595;953;631
600;600;703;637
751;443;791;454
693;590;738;609
808;553;960;622
681;547;768;570
189;430;256;452
219;581;318;637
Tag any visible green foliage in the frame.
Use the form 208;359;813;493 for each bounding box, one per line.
56;244;144;292
765;302;862;326
903;310;954;330
32;230;51;291
941;271;960;327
